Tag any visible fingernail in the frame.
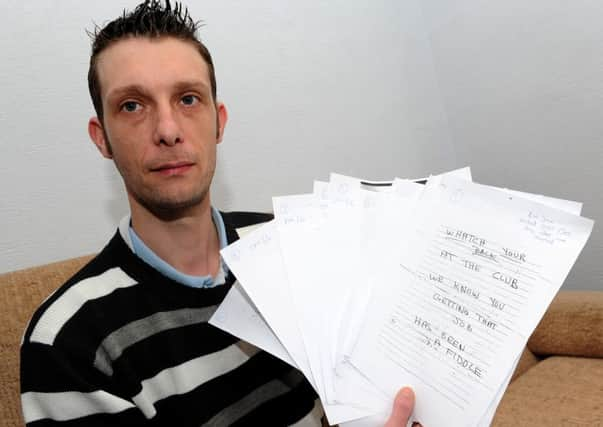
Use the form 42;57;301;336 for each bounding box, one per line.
402;387;413;397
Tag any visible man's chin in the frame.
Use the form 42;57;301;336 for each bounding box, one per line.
133;191;209;219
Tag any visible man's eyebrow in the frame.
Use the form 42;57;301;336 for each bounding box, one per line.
106;84;151;102
172;80;211;95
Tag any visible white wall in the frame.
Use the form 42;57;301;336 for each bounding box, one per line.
1;1;601;291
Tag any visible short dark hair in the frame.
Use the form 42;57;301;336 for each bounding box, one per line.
87;0;216;121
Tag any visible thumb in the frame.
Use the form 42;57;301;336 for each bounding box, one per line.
384;387;415;427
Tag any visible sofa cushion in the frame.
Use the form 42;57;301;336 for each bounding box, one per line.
529;291;603;358
492;356;603;426
510;347;540;382
0;255;93;426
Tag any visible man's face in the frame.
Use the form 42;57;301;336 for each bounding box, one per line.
89;36;227;216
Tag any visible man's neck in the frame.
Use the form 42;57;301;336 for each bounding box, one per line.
128;198;220;277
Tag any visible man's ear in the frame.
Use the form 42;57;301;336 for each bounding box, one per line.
215;102;228;144
88;117;113;159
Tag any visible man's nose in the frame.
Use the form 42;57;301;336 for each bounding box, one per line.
153;104;182;146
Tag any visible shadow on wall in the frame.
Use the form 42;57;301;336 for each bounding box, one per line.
210;151;234;212
102;162;129;223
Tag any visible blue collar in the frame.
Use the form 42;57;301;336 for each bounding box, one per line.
128;207;229;288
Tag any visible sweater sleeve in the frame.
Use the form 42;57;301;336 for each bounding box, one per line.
20;338;148;426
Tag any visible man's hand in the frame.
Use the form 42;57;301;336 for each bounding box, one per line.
384;387;421;427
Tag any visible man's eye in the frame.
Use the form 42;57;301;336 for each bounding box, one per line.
121;101;141;113
181;95;199;106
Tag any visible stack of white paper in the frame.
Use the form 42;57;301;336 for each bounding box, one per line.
210;167;594;427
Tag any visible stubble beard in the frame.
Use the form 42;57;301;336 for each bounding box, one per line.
107;142;216;221
133;181;209;219
126;163;216;221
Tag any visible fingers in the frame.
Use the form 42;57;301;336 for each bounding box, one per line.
384;387;415;427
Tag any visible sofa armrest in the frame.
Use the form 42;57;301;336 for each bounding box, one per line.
527;291;603;358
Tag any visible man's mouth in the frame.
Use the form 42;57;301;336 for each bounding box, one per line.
150;161;195;176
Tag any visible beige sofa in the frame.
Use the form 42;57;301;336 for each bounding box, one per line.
1;256;601;426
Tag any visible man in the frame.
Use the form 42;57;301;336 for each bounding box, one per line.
20;1;416;425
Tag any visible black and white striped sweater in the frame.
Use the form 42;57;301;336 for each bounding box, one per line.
20;212;321;426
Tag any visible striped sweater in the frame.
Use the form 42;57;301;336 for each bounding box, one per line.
20;212;321;426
